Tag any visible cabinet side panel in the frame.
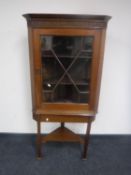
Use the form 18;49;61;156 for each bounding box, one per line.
89;29;107;112
94;29;106;112
33;30;43;108
28;27;36;112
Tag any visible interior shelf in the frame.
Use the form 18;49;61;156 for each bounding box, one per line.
43;79;89;85
42;55;92;59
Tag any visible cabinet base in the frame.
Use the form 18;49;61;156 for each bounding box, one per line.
36;120;92;159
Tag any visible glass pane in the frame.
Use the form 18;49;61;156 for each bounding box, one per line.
41;35;93;103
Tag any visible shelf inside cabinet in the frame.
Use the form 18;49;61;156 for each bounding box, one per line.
42;49;92;59
43;79;89;85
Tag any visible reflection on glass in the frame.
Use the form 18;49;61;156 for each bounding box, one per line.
41;36;93;103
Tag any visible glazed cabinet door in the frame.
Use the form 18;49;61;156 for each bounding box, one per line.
33;29;101;111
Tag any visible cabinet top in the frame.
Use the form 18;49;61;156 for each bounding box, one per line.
23;13;111;29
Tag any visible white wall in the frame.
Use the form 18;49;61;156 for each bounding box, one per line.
0;0;131;134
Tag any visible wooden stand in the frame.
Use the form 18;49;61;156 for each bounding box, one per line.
36;114;93;160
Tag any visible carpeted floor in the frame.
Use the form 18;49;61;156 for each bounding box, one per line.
0;134;131;175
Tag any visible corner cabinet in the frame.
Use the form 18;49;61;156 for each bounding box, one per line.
23;14;111;159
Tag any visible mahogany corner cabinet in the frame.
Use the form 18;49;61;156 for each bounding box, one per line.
23;14;111;159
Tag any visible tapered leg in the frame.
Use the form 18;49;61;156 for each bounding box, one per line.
36;120;42;159
61;122;65;128
82;122;92;160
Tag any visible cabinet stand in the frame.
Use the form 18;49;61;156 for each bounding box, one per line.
36;115;93;160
